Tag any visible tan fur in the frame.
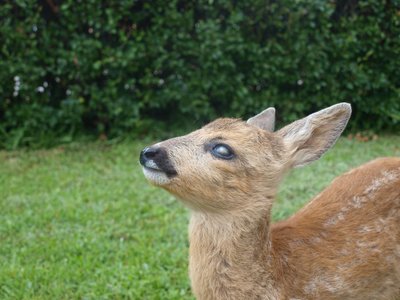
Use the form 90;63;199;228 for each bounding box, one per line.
141;106;400;299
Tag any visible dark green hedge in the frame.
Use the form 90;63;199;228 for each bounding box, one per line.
1;0;399;148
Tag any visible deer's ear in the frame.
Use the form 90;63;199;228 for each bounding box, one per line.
247;107;275;132
277;103;351;168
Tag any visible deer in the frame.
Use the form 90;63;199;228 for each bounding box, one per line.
139;103;400;300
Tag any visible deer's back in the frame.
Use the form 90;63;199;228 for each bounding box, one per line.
271;157;400;299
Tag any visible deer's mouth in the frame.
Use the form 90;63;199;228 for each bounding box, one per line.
142;159;163;172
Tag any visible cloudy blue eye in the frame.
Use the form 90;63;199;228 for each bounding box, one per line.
211;144;235;160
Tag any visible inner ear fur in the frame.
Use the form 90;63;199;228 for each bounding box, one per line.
277;103;352;168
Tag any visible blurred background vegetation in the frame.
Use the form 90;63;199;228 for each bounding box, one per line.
1;0;399;149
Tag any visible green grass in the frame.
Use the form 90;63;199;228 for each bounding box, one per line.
1;136;399;299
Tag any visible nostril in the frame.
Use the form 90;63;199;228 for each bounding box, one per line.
140;147;160;166
143;147;159;159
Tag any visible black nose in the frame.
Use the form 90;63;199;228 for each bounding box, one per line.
140;147;160;166
139;146;178;177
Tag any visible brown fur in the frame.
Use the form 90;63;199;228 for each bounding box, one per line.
141;105;400;300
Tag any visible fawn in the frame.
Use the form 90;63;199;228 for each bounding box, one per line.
140;103;400;299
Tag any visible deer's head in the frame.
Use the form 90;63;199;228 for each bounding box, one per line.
140;103;351;214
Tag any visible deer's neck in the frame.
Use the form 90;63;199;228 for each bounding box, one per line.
188;201;280;299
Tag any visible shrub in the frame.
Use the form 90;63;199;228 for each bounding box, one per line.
0;0;399;148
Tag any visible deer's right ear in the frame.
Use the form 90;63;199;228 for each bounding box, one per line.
277;103;351;168
247;107;275;132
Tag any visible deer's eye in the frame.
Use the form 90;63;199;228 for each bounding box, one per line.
211;144;235;160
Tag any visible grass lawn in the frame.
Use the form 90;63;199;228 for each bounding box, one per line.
1;135;399;299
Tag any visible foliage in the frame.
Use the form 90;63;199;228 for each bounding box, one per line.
1;137;399;298
1;0;399;148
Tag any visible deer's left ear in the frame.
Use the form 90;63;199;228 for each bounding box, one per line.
277;103;352;168
247;107;276;132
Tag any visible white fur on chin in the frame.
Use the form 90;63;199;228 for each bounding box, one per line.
142;167;171;185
